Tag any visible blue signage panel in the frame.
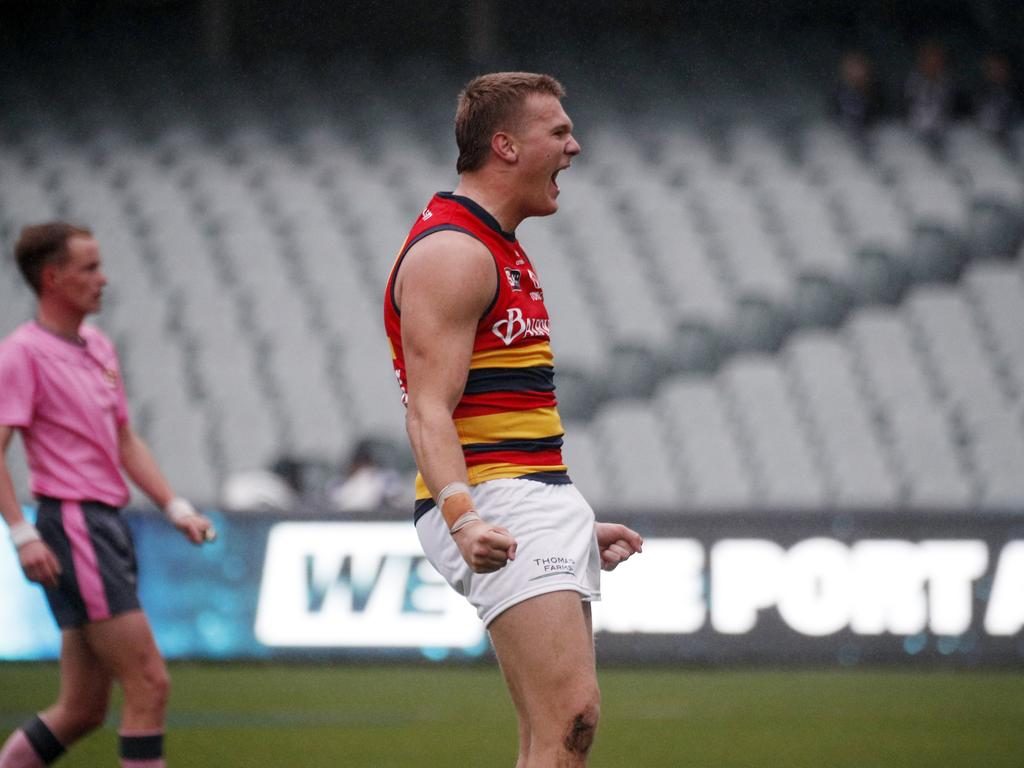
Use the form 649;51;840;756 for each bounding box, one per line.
2;509;1023;665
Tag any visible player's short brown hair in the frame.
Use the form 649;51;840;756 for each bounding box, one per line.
14;221;93;295
455;72;566;174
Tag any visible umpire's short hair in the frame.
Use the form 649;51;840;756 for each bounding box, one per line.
455;72;566;174
14;221;93;295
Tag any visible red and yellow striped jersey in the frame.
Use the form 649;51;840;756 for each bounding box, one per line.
384;192;571;519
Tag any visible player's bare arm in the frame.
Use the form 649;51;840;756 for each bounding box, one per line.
117;423;215;545
398;230;517;572
0;424;61;587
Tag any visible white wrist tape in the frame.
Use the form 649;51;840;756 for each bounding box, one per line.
10;520;42;549
164;497;198;523
449;510;483;535
437;481;472;507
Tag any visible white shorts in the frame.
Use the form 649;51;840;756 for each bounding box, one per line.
416;479;601;627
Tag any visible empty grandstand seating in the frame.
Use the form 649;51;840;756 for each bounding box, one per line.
1;53;1022;514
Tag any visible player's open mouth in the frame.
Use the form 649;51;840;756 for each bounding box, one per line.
551;164;569;192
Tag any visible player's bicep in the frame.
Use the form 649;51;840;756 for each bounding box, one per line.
402;309;477;413
399;234;495;413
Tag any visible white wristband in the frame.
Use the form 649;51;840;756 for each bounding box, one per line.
449;510;483;535
164;497;198;523
10;520;42;549
437;481;472;507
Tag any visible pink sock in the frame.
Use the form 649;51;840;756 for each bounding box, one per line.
0;731;45;768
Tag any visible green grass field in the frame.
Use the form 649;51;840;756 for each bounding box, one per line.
2;664;1023;767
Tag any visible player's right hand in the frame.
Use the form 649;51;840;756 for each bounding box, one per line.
19;540;61;588
453;521;517;573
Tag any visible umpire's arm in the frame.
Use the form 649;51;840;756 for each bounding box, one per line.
118;424;213;544
0;424;61;586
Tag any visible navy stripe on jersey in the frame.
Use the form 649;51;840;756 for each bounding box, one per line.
464;366;555;395
519;469;573;484
462;435;564;454
414;497;436;521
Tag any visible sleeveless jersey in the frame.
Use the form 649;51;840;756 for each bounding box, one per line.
384;192;571;520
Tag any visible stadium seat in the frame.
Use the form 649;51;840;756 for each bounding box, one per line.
591;399;682;511
963;262;1024;398
555;367;604;422
559;421;611;509
656;376;755;510
904;286;1008;416
785;332;900;507
889;404;976;508
846;309;974;508
956;407;1024;510
719;355;827;509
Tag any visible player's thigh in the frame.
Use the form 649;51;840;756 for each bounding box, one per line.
55;627;114;714
82;609;167;686
489;590;598;717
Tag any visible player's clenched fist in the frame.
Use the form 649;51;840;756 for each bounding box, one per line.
596;522;643;572
453;521;518;573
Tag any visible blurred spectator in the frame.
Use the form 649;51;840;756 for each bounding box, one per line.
830;51;885;135
328;438;407;512
905;40;957;146
973;51;1021;140
221;455;303;512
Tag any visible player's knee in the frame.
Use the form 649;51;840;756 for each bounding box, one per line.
127;665;171;711
148;667;171;708
562;695;600;756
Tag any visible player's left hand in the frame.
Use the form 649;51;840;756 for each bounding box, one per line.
175;512;216;545
165;497;217;545
596;522;643;572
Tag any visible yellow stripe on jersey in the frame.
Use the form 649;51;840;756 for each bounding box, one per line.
469;341;553;370
454;407;564;445
414;462;570;500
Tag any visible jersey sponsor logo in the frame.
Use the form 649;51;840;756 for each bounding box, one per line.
504;267;522;291
527;269;541;289
491;308;550;346
421;207;433;221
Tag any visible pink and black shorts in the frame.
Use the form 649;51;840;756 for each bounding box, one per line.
35;498;140;628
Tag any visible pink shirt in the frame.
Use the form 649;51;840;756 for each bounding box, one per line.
0;322;130;507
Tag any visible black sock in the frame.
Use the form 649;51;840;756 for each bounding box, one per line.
118;732;164;762
23;716;66;765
